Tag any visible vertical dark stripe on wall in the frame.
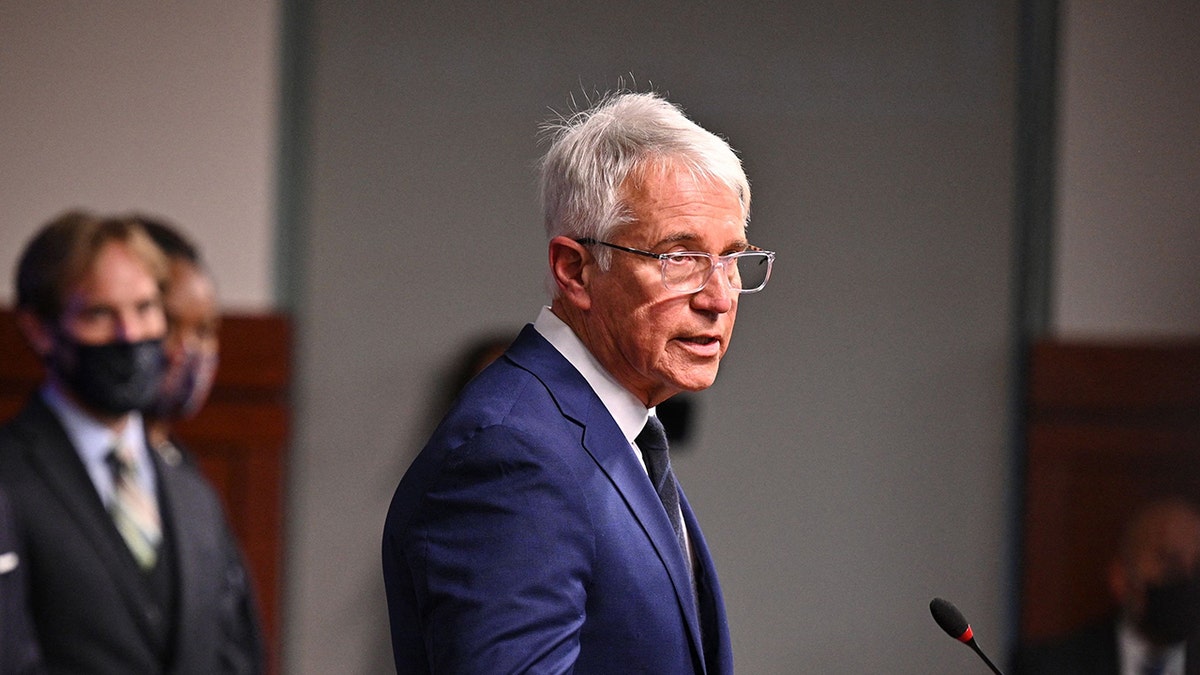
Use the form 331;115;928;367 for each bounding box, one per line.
1009;0;1059;644
274;0;314;312
1014;0;1058;339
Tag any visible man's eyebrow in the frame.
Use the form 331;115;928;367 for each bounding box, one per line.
77;297;113;311
654;232;750;250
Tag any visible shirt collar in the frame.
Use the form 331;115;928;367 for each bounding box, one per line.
533;306;652;443
40;383;154;501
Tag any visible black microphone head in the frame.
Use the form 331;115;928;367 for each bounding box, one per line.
930;597;971;641
930;597;1006;674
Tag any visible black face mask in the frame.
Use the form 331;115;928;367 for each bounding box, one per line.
51;336;166;417
1139;574;1200;645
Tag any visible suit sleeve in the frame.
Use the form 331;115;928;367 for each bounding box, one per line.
400;423;594;673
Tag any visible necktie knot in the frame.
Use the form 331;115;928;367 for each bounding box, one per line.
107;444;136;478
636;416;671;492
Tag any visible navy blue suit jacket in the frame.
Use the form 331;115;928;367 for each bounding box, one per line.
383;325;732;673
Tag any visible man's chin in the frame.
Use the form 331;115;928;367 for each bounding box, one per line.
640;363;721;406
670;369;720;394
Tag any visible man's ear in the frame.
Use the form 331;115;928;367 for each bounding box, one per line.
548;236;594;310
15;309;55;359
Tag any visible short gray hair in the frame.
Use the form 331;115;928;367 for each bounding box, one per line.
538;92;750;272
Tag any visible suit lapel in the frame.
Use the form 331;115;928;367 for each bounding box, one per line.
1186;635;1200;675
682;491;732;674
507;326;708;666
580;405;703;633
12;399;163;642
151;445;210;668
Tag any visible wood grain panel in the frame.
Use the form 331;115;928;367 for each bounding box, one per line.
1020;339;1200;642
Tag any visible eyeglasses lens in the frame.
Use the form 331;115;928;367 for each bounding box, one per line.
662;253;771;293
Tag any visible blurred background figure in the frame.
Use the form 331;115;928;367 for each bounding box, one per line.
1013;497;1200;675
441;332;513;412
0;211;263;674
136;216;221;454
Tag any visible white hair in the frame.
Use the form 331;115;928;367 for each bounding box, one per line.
538;92;750;276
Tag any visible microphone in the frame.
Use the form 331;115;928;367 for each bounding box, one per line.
929;597;1005;675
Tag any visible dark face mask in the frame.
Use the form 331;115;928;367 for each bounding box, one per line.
51;336;166;417
1139;574;1200;645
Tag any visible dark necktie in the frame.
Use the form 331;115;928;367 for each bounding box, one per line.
636;416;690;574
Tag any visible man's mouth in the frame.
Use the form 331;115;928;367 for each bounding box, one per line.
675;335;722;356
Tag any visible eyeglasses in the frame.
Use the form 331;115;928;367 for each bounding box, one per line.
576;238;775;294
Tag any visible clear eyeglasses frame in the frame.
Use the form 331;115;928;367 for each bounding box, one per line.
575;238;776;294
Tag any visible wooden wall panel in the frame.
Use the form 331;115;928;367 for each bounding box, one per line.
1020;340;1200;642
0;308;289;673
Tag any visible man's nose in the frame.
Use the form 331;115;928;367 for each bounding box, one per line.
114;310;155;342
693;263;734;312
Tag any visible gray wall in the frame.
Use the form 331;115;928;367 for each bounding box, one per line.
1052;0;1200;336
0;2;279;310
286;2;1018;672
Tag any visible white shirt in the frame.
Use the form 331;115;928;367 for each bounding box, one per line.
1118;620;1185;675
41;384;158;509
534;306;653;460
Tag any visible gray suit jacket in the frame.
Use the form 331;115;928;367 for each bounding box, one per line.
0;396;263;675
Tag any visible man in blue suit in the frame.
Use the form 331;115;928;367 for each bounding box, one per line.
383;91;775;673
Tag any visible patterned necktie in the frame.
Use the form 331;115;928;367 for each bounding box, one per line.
636;416;690;574
106;444;162;570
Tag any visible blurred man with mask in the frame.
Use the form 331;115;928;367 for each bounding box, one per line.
0;211;263;674
137;217;221;456
1013;498;1200;675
